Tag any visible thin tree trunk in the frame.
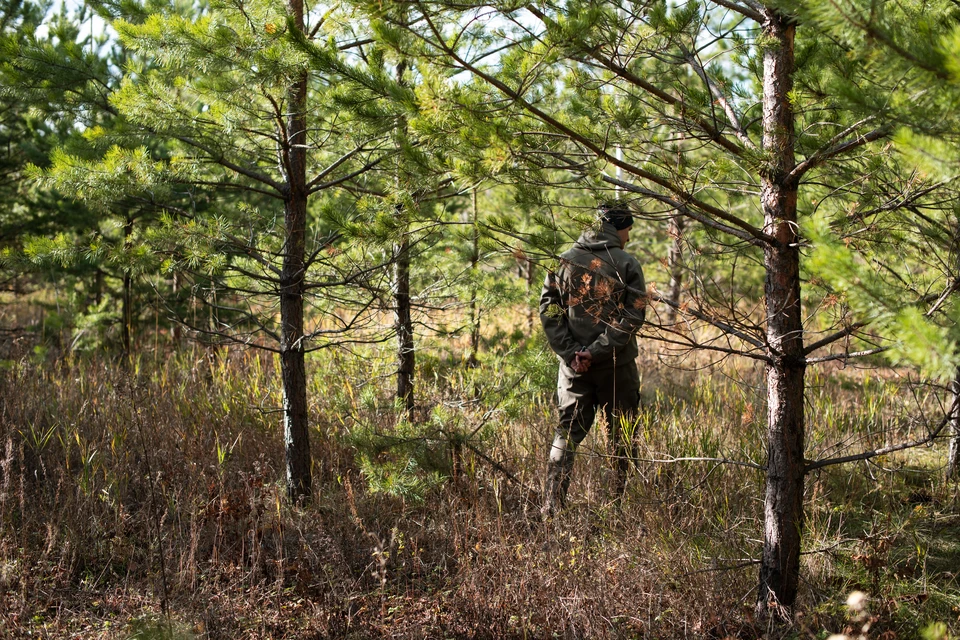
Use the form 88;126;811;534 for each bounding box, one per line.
171;271;181;343
664;214;684;325
122;217;133;354
279;0;311;502
948;371;960;481
466;188;480;367
664;135;685;326
394;230;415;414
394;59;416;416
757;10;806;614
94;269;103;305
948;226;960;481
526;255;536;332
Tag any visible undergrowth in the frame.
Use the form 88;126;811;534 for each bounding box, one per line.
0;329;959;638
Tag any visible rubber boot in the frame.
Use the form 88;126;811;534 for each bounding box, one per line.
542;434;574;519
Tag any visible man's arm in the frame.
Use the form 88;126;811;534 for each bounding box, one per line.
585;259;647;362
539;269;580;365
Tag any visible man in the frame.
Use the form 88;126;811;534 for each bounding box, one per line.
539;202;647;517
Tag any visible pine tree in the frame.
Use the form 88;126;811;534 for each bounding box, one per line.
372;0;945;612
33;0;398;501
0;0;147;349
291;11;475;416
794;0;960;481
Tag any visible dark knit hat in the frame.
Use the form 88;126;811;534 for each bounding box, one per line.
600;202;633;230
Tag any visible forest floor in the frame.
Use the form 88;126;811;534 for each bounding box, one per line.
1;320;960;639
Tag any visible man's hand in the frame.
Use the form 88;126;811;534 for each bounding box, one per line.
571;349;592;374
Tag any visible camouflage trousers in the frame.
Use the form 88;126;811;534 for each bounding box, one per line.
543;360;640;517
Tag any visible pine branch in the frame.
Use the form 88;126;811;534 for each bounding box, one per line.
708;0;763;23
305;143;377;191
925;279;960;318
413;9;782;249
302;299;382;342
802;323;866;355
302;256;398;290
788;124;890;184
602;173;770;247
849;183;946;224
804;348;888;365
182;179;280;199
804;394;957;472
302;332;396;352
307;154;389;194
682;48;759;152
163;296;282;348
571;39;749;158
649;288;768;350
646;332;772;363
636;454;764;471
172;135;284;193
826;0;950;80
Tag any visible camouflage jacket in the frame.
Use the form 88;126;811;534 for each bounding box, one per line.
539;223;647;371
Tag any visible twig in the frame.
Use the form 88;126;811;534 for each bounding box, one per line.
686;558;762;578
803;323;866;356
679;538;858;578
648;290;768;351
805;395;958;472
461;440;533;493
805;348;888;365
634;454;765;471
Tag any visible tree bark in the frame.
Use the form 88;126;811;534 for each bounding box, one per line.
279;0;311;502
948;371;960;481
664;214;684;326
122;217;133;354
526;254;536;332
466;188;480;367
94;268;103;305
394;229;415;414
756;10;806;613
171;271;181;343
393;58;416;416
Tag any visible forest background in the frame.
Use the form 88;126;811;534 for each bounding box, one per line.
3;0;960;637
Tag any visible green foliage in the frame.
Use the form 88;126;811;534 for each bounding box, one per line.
807;210;960;379
70;297;120;351
922;622;953;640
349;418;450;503
8;0;960;633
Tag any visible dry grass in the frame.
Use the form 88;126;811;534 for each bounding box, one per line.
1;322;959;639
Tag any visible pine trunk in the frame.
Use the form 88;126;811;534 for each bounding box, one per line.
757;10;806;613
122;271;132;353
171;271;181;343
279;0;311;502
122;217;133;354
947;371;960;481
393;58;416;416
94;269;103;305
526;256;536;332
394;233;415;414
466;189;480;366
664;214;684;325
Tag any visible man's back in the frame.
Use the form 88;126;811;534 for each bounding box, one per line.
541;223;646;371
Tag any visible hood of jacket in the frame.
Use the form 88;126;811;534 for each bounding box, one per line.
574;222;623;252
